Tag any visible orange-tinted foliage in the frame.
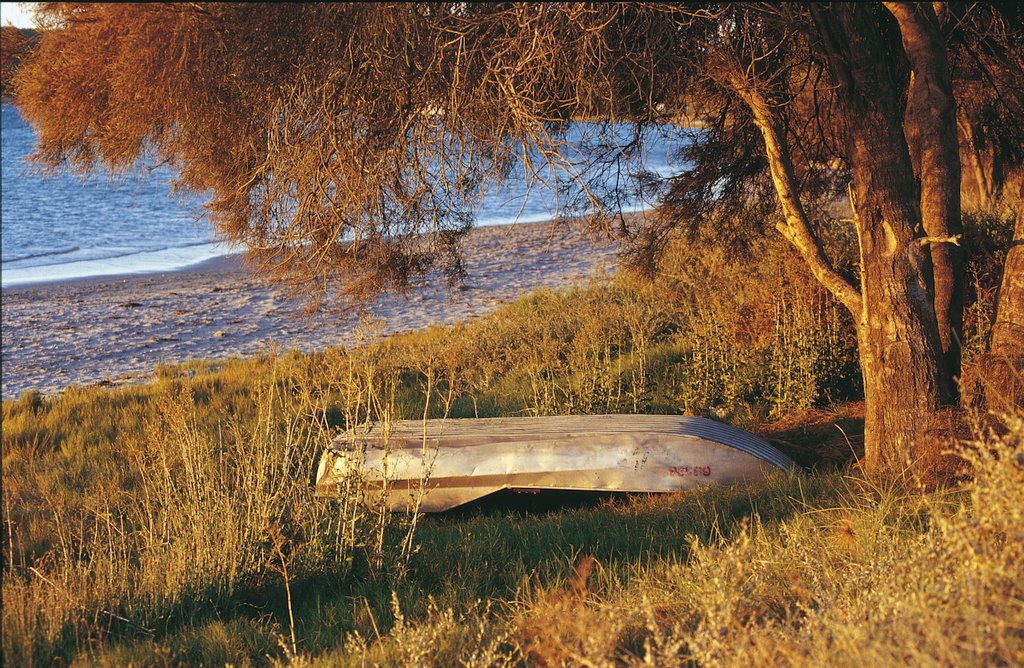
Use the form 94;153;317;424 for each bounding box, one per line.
13;3;1023;310
14;3;683;305
0;26;37;97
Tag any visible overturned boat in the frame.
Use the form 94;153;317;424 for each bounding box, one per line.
315;414;795;512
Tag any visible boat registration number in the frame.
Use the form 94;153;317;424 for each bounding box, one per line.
668;465;712;477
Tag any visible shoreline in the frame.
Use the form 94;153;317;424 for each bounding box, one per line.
1;203;655;292
1;251;247;294
1;218;626;399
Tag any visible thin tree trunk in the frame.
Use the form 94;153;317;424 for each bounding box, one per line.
991;215;1024;355
887;2;964;391
958;110;995;210
812;4;949;472
732;81;862;316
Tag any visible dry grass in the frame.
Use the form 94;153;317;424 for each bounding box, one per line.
3;225;1018;665
310;412;1022;668
4;401;1021;665
2;365;342;666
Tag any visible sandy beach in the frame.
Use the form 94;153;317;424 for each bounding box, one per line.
1;220;622;399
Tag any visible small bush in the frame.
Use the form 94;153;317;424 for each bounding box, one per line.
652;229;861;418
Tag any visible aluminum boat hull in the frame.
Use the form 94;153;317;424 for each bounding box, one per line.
315;415;794;512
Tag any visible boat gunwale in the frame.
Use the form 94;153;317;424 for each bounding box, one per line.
326;415;795;472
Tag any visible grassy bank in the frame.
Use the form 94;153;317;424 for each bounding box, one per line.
4;404;1021;666
3;228;1020;666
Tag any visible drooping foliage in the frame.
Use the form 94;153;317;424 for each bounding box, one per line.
0;26;37;98
14;4;1023;296
13;3;1024;470
16;3;693;303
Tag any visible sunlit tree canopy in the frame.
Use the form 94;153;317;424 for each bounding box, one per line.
13;2;1024;471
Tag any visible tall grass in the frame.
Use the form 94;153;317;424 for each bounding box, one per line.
294;413;1020;667
2;363;336;665
377;234;861;423
2;218;1016;665
654;234;860;420
1;333;454;665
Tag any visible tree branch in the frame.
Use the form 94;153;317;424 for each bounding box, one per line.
730;76;863;316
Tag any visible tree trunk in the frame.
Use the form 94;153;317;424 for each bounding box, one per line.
732;81;862;317
991;215;1024;355
887;2;964;390
812;4;950;472
982;215;1024;410
958;110;996;210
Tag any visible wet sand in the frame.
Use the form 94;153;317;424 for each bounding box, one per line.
1;220;623;398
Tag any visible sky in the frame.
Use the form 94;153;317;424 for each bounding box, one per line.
1;2;37;29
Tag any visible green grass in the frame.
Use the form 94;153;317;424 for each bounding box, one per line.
19;454;1016;667
3;228;1020;666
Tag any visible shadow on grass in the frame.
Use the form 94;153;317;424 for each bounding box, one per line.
762;402;866;470
89;471;850;664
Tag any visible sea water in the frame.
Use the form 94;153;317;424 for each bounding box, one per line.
1;104;221;287
1;103;684;287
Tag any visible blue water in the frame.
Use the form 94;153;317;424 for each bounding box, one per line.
2;103;684;287
1;104;220;287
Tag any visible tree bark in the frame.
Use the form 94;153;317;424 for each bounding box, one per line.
887;2;965;390
991;215;1024;355
731;81;862;317
983;215;1024;410
958;110;995;210
812;4;950;472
